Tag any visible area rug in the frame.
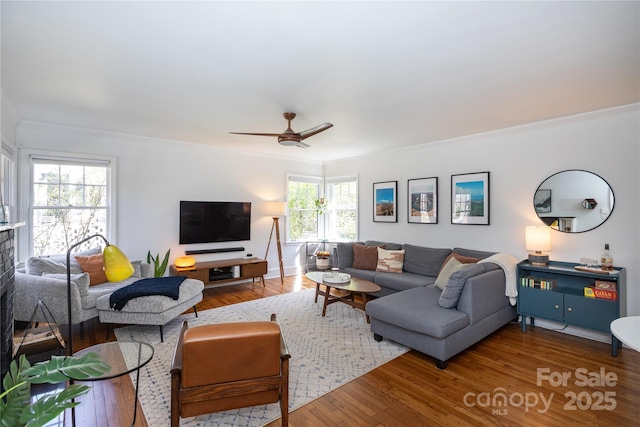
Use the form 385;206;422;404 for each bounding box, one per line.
114;288;408;426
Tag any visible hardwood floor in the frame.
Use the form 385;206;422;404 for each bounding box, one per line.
56;274;638;426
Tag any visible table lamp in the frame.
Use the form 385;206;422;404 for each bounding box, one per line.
525;226;552;266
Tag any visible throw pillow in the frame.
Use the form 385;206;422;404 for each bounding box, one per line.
25;257;68;276
25;247;102;276
376;247;405;273
439;264;488;309
75;254;108;285
352;244;380;271
438;253;481;274
43;272;91;296
434;256;465;290
131;260;142;277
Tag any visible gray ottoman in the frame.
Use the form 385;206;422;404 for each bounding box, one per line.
96;278;204;342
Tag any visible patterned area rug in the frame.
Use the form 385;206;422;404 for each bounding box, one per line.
114;288;408;426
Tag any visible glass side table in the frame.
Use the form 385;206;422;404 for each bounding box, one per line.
68;341;154;426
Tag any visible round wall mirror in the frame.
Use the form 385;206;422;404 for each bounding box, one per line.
533;170;614;233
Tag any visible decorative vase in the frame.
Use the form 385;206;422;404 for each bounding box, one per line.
316;258;330;270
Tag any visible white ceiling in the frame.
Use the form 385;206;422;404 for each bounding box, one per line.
2;1;639;162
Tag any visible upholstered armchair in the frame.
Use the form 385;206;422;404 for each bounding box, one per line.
170;314;290;426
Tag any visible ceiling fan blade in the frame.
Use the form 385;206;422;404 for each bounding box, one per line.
296;142;311;148
298;123;333;140
229;132;285;137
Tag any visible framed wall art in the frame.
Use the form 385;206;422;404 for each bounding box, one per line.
407;177;438;224
534;189;551;213
373;181;397;222
451;172;490;225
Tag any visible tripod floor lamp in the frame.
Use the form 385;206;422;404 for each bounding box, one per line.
264;201;286;284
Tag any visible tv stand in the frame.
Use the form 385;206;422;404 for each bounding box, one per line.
169;258;267;287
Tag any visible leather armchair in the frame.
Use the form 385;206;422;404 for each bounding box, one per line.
170;313;290;426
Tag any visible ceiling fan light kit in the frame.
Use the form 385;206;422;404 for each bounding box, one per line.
230;112;333;148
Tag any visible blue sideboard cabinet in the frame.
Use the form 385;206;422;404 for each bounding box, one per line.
517;261;626;355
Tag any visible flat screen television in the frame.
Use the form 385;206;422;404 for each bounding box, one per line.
179;201;251;244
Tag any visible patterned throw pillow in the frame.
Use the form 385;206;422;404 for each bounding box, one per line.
75;254;108;285
376;247;405;273
352;244;380;271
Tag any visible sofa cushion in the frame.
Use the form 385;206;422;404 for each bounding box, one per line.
335;243;355;269
352;244;379;271
364;240;402;250
75;254;108;285
374;271;434;292
366;286;469;339
80;277;142;310
439;263;492;309
376;248;405;273
43;272;91;296
342;267;381;283
452;247;495;260
402;244;452;276
434;256;465;290
25;247;102;276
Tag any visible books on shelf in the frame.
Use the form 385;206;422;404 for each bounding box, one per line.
520;276;557;290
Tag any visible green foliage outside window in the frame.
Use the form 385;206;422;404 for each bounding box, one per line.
287;179;319;241
32;162;108;256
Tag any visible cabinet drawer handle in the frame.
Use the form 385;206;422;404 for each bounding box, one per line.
555;305;560;309
567;307;572;312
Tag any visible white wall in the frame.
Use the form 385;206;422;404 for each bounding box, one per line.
325;105;640;320
15;122;323;277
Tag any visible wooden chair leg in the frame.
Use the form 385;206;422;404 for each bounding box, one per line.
160;325;164;343
193;305;198;318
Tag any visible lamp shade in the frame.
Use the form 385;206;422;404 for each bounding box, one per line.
525;226;552;252
265;201;286;217
525;226;551;265
103;244;135;282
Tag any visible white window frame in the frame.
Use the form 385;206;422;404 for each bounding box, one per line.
18;149;117;260
286;173;359;244
286;174;323;243
325;175;358;242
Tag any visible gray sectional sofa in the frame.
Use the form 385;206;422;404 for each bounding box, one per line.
334;241;518;368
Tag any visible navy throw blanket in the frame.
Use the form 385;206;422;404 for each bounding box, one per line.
109;276;187;311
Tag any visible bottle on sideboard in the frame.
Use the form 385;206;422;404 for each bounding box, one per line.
601;244;613;271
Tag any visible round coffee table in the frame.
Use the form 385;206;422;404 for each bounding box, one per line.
306;271;381;323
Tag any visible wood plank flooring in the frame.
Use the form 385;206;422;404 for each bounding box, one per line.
58;274;639;426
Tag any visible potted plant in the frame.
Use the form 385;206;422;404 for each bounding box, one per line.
315;250;331;270
147;249;170;277
1;353;109;427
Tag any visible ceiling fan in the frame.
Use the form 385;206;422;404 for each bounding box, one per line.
229;112;333;148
